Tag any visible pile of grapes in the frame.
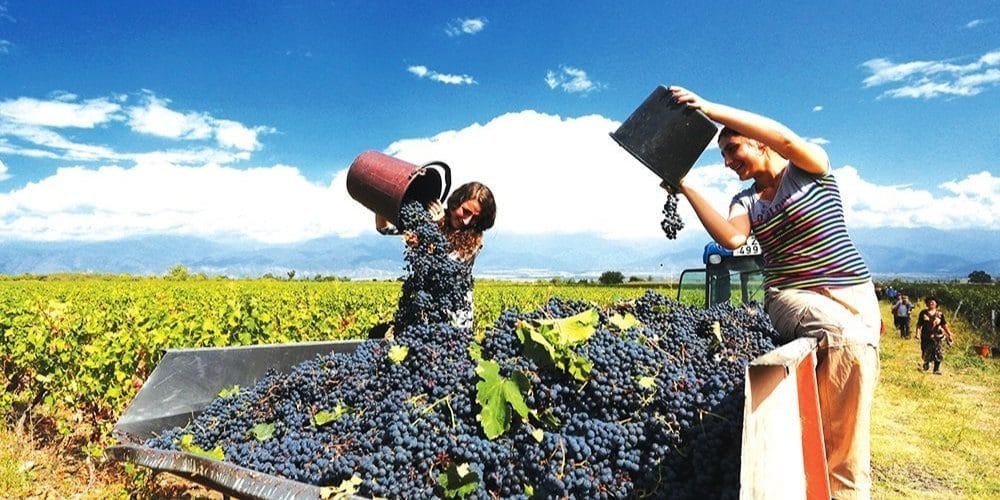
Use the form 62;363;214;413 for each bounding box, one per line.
147;200;779;499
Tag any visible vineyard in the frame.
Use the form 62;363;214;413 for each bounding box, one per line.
2;277;998;497
0;278;676;448
880;282;1000;343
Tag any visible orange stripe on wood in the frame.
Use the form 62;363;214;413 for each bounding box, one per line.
796;352;831;500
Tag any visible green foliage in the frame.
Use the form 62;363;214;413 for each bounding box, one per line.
475;360;530;440
250;423;275;441
177;434;224;461
436;463;481;499
968;270;993;284
515;309;598;381
598;271;624;285
217;385;240;398
320;475;362;499
312;405;349;427
388;345;409;364
0;279;676;449
894;282;1000;340
608;312;642;332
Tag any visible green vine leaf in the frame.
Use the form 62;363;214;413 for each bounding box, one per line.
320;475;363;499
516;308;598;381
437;462;480;499
388;344;409;364
609;312;642;331
217;385;240;398
177;434;225;461
313;404;349;427
250;422;275;441
475;360;530;439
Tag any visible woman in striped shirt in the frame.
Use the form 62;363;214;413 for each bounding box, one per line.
665;86;880;499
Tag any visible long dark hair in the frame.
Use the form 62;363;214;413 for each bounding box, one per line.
440;182;496;261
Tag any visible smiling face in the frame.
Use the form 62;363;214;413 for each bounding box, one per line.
448;199;482;230
719;135;767;181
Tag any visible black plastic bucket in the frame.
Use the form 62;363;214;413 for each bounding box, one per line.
610;85;718;189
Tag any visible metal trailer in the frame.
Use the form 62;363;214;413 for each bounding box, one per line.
108;336;829;500
107;340;366;500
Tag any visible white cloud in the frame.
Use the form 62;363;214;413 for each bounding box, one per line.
127;95;214;140
446;17;487;37
862;49;1000;98
812;105;823;112
407;65;476;85
0;95;122;127
835;167;999;229
0;159;10;181
0;110;995;243
806;137;830;145
964;19;985;29
545;66;601;94
0;40;10;54
0;161;371;243
0;91;273;165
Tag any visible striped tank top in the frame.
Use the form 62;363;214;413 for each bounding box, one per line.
731;163;870;290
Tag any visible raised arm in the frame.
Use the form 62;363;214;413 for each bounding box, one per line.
668;86;830;175
670;180;751;250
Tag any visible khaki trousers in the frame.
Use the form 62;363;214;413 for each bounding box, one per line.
765;281;880;500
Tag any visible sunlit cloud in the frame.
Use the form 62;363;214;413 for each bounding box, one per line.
812;105;823;112
964;19;986;29
0;91;273;164
0;110;995;243
861;49;1000;98
0;95;122;128
545;66;602;94
407;65;476;85
126;93;271;151
0;159;10;181
446;17;487;37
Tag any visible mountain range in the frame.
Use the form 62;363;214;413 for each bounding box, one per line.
0;228;996;281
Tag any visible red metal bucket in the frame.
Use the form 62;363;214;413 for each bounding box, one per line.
346;151;452;227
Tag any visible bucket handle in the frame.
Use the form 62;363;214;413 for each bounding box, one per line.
411;161;452;202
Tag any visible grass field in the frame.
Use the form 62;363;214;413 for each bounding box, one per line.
1;284;998;498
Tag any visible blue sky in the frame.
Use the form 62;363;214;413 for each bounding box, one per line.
0;1;997;245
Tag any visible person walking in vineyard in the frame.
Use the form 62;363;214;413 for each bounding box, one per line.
376;181;497;328
662;86;880;499
916;296;953;374
891;294;915;339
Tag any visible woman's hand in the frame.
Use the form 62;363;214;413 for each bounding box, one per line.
668;86;713;115
426;200;445;222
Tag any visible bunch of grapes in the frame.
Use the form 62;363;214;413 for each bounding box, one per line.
661;192;684;239
146;199;779;499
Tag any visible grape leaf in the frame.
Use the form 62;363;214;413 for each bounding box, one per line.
437;462;480;499
515;309;598;382
388;344;409;364
609;312;642;331
177;434;225;461
217;385;240;398
530;428;544;442
320;475;362;499
250;423;275;441
475;360;531;439
313;404;349;427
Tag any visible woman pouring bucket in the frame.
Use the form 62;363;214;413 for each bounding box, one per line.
346;151;496;332
612;85;879;499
